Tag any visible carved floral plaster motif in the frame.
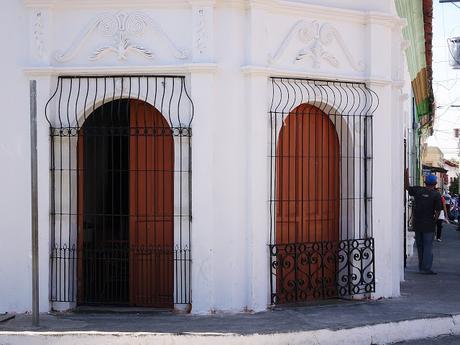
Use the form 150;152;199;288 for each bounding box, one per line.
271;20;365;72
55;11;188;62
34;11;46;59
195;8;207;55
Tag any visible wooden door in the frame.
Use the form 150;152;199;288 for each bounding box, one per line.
276;104;340;302
129;100;174;307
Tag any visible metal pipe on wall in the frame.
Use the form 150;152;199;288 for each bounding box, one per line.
30;80;39;326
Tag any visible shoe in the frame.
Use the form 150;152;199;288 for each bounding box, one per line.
436;238;442;242
420;270;437;275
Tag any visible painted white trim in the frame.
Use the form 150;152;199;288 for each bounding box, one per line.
24;0;191;9
24;0;234;9
250;0;405;27
241;65;397;86
189;0;217;7
23;64;218;76
24;0;405;29
1;315;460;345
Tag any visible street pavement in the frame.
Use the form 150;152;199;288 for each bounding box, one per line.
395;334;460;344
1;224;460;344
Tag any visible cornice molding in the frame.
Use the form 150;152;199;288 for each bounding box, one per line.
23;63;218;76
241;65;397;86
24;0;404;29
24;0;235;9
24;0;191;9
250;0;402;27
188;0;216;6
365;11;406;28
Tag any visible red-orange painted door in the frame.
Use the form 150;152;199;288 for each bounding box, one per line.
129;100;174;307
276;104;340;302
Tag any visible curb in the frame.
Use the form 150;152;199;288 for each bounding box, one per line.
1;315;459;345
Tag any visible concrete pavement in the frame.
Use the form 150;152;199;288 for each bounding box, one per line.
2;224;460;344
395;334;460;344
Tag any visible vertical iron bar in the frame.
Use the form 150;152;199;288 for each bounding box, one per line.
58;79;64;302
45;75;195;307
66;78;73;301
269;79;275;302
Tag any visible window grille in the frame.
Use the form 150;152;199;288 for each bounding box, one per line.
269;77;378;304
46;76;193;307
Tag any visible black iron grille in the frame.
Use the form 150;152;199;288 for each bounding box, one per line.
46;76;193;307
269;77;378;304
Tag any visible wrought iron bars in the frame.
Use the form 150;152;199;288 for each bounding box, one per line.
268;77;378;304
46;76;193;307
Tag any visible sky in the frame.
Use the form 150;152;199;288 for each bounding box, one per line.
427;0;460;160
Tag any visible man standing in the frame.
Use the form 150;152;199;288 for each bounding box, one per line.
406;173;442;275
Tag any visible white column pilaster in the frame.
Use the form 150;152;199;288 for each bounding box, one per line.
245;70;270;311
367;17;401;299
190;70;216;314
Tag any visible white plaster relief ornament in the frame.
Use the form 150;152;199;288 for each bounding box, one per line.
55;11;188;62
195;8;207;54
271;20;365;71
34;11;45;58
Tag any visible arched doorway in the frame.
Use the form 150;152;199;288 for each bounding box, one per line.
77;99;174;307
275;103;340;302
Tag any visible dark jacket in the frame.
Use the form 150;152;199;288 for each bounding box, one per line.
408;186;442;233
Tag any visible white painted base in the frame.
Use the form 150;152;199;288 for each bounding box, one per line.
1;315;460;345
174;304;192;314
51;302;76;312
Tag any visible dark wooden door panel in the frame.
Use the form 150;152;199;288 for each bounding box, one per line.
276;104;340;302
129;100;174;307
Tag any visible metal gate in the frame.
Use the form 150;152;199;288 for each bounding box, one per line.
47;76;193;307
269;77;378;304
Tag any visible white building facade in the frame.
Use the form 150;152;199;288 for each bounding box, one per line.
0;0;407;314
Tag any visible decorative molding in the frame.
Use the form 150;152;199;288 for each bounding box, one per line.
54;11;188;62
365;11;407;28
400;93;410;101
23;63;218;76
241;65;394;86
270;20;365;72
24;0;404;29
33;11;46;58
195;8;207;55
24;0;191;9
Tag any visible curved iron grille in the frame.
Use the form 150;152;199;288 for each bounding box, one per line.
46;76;193;307
269;77;378;304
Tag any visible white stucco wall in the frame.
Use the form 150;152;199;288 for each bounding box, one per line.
0;0;407;314
0;0;48;313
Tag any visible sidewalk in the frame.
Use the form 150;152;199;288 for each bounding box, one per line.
2;224;460;345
